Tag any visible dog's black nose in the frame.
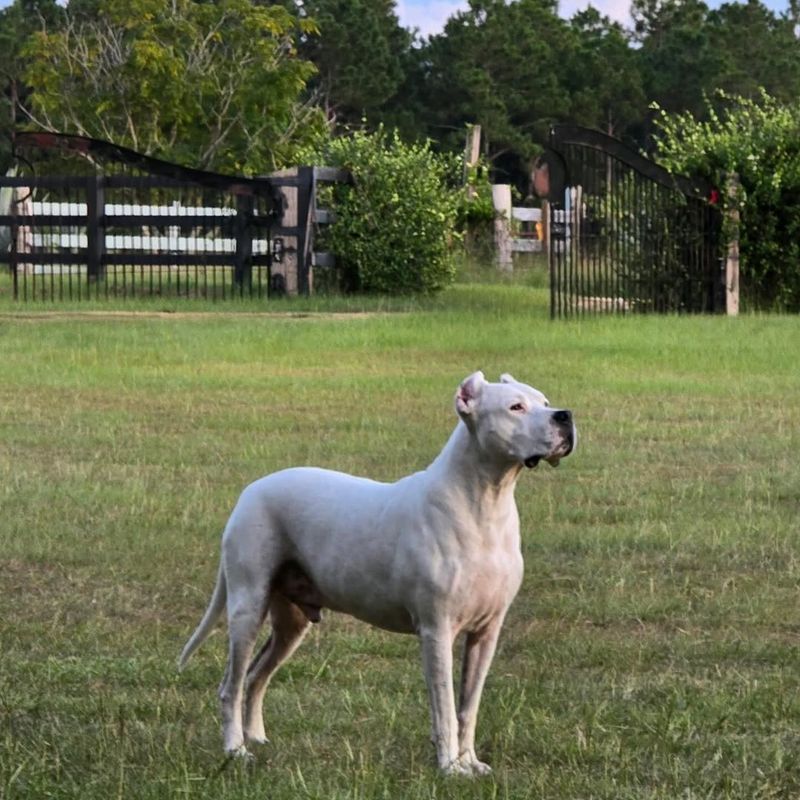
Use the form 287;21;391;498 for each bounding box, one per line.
553;409;572;426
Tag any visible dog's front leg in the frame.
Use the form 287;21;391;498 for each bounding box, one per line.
419;625;468;776
457;619;504;776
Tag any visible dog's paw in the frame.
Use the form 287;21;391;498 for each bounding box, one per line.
442;758;474;777
469;759;492;777
443;753;492;777
226;744;255;762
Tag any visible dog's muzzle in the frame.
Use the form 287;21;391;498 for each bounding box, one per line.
524;409;576;469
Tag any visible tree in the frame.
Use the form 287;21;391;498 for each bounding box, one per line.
0;0;65;172
21;0;327;174
632;0;721;119
421;0;575;183
707;0;800;103
566;8;645;139
290;0;412;128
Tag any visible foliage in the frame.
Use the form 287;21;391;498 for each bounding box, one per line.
8;0;800;198
0;0;65;173
653;90;800;310
567;8;645;137
20;0;327;174
288;0;412;129
631;0;721;119
706;0;800;103
458;159;496;227
422;0;574;180
317;127;459;294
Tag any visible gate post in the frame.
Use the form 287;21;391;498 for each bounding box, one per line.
296;166;314;295
234;193;254;294
725;173;740;316
86;175;105;283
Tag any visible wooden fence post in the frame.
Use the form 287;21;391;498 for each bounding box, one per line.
725;173;740;316
541;200;550;256
86;175;105;283
464;125;481;199
269;167;299;296
296;166;314;295
234;193;254;293
492;184;512;271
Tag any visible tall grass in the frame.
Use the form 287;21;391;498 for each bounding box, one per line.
1;278;798;799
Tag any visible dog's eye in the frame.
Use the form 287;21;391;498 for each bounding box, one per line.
509;403;525;412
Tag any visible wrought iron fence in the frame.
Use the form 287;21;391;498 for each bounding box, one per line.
1;132;282;302
539;126;724;317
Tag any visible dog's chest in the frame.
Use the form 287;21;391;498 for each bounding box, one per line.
448;545;523;629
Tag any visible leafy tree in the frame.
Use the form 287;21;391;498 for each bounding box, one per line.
421;0;575;183
21;0;327;173
289;0;412;128
653;91;800;310
566;8;645;139
0;0;65;172
707;0;800;103
632;0;721;119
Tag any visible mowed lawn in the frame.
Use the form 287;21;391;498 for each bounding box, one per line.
1;285;799;799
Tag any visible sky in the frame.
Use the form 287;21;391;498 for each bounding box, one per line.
0;0;792;36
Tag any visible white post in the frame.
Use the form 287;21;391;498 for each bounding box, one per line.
492;184;512;271
464;125;481;200
725;173;740;316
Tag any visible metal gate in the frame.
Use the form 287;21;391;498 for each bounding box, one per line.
537;126;724;317
1;132;282;301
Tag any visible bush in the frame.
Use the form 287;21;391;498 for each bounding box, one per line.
652;91;800;311
318;128;459;294
456;161;497;258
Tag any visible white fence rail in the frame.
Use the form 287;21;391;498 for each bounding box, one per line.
21;200;271;272
511;206;543;253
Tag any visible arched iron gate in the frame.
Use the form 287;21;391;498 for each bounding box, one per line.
537;126;724;317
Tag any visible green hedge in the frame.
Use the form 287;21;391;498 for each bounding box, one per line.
318;128;459;294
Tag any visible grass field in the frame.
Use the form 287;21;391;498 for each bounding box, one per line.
1;275;799;799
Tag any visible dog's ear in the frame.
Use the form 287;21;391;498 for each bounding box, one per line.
500;373;518;385
455;371;485;422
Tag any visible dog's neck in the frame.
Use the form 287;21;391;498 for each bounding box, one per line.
426;422;522;513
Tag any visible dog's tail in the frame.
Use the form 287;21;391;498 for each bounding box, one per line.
178;561;227;671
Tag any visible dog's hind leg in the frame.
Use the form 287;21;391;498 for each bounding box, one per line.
218;562;272;757
244;594;310;744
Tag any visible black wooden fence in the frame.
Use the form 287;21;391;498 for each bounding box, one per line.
0;132;345;302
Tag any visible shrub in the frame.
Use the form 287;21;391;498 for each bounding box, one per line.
456;160;497;257
318;128;459;294
652;91;800;311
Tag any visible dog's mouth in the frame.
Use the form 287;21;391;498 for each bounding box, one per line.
524;454;563;469
525;433;576;469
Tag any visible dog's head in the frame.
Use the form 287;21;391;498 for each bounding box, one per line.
455;371;576;468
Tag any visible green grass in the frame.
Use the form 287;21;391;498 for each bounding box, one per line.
1;273;799;799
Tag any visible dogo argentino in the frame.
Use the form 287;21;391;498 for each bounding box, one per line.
179;371;576;776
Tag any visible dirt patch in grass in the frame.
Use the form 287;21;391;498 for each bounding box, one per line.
0;310;396;322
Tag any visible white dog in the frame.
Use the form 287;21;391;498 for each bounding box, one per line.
180;372;575;776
